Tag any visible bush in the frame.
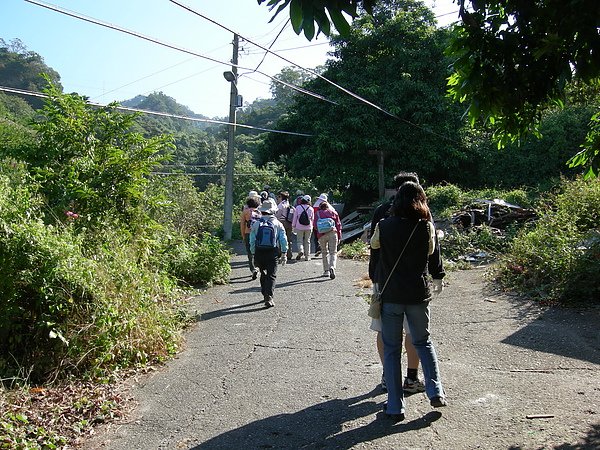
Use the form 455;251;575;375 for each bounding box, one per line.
496;177;600;304
157;231;231;286
426;184;464;218
339;239;369;261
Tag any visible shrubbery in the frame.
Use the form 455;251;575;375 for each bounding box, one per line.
0;86;231;384
496;177;600;304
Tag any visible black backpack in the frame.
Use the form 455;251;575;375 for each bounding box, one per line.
298;205;310;226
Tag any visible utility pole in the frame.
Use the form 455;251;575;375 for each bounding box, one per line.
223;33;239;241
369;149;386;198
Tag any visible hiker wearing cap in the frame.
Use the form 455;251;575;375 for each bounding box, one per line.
240;194;261;279
315;200;342;279
249;199;288;308
312;193;328;257
292;194;314;261
263;185;277;201
275;190;294;261
294;190;304;206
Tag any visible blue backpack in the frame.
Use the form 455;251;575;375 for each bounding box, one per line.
316;210;335;233
255;218;277;249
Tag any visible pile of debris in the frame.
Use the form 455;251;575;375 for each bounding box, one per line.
451;198;537;230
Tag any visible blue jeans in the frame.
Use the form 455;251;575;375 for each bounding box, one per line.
381;301;444;414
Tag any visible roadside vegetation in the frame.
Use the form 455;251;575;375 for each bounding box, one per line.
2;0;599;444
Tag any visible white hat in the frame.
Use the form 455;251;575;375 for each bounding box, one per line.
258;199;277;214
318;193;328;201
248;190;259;197
302;194;311;203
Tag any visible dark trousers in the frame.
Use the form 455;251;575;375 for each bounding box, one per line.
244;236;255;273
254;249;279;300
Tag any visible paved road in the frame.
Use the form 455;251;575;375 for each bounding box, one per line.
86;242;600;449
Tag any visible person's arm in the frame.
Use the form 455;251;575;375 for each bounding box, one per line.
277;223;288;254
249;223;257;254
240;209;248;241
428;220;445;279
334;211;342;239
368;223;381;281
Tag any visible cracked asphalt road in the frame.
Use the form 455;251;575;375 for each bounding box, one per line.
85;242;600;449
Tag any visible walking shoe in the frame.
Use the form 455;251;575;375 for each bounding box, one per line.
430;396;447;407
296;252;303;260
264;297;275;308
323;270;330;277
314;250;321;257
329;268;336;279
305;256;310;261
251;269;258;280
403;377;425;393
380;373;387;392
382;403;405;422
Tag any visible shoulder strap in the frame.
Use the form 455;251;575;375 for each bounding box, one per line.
379;221;420;296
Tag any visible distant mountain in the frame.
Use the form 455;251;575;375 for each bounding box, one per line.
120;92;208;120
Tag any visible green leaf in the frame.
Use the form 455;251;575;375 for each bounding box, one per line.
290;0;304;34
327;7;351;36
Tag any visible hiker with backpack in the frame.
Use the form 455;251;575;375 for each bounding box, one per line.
292;194;314;261
312;193;328;257
275;190;294;261
240;194;262;279
249;198;288;308
315;200;342;279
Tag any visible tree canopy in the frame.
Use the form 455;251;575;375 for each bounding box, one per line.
262;1;466;201
259;0;600;177
0;38;62;109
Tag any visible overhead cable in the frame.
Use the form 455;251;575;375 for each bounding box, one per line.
169;0;462;144
0;86;314;137
252;19;290;73
25;0;337;106
168;0;401;120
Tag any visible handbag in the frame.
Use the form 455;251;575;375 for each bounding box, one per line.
368;222;420;319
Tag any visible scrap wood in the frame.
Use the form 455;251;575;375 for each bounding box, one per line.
526;414;555;419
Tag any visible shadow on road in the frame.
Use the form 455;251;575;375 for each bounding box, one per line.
508;422;600;450
198;300;267;321
501;302;600;365
192;388;442;449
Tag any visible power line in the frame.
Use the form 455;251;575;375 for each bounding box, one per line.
167;0;462;145
25;0;337;106
252;19;290;73
0;86;314;137
168;0;401;120
168;0;460;144
245;41;330;55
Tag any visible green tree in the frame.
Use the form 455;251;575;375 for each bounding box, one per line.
262;1;465;201
0;38;62;108
9;82;174;228
258;0;377;39
259;0;600;177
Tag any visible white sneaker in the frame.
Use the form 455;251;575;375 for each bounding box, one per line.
323;270;330;277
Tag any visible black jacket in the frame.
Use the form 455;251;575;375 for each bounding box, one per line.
375;217;439;304
369;200;444;283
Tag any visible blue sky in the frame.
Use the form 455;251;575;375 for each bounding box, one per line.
1;0;458;118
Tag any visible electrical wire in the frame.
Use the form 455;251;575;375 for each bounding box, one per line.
245;41;330;55
0;86;314;137
252;19;290;73
168;0;400;120
25;0;337;106
167;0;461;144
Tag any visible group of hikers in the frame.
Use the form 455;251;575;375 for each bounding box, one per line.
240;186;342;308
239;173;447;421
